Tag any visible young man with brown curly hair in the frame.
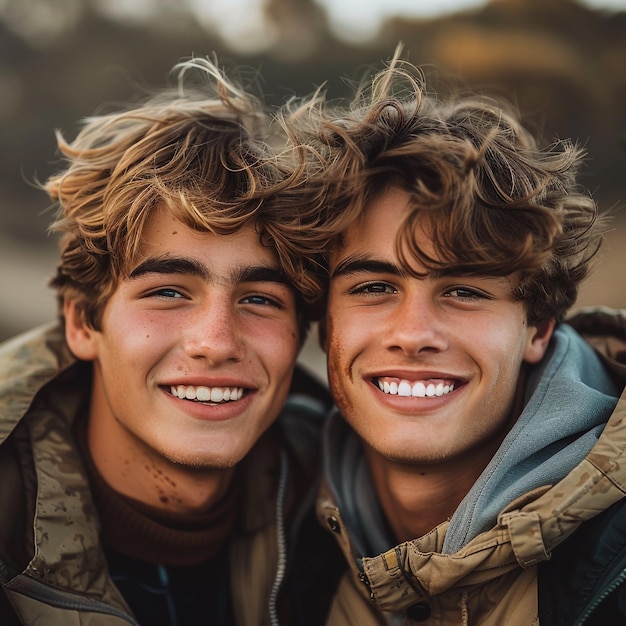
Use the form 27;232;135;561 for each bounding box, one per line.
281;54;626;624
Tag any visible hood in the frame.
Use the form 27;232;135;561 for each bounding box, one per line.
444;322;620;552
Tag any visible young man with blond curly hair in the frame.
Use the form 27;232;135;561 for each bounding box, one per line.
0;58;336;626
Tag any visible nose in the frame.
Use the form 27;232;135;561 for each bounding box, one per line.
182;298;245;365
382;291;448;356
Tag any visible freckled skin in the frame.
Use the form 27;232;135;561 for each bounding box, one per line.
65;208;300;513
325;316;351;415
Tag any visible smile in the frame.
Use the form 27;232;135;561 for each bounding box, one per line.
170;385;245;403
376;377;455;398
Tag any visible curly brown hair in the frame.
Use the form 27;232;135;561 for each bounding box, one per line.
45;57;324;336
278;51;606;323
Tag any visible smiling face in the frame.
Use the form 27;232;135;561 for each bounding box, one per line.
325;186;553;472
65;208;300;482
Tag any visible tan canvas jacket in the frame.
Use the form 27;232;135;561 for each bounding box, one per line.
0;322;325;626
316;308;626;625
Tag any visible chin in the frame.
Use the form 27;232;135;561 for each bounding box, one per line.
163;449;242;470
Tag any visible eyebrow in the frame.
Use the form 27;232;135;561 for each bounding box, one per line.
129;255;291;287
130;256;209;280
235;266;291;286
331;255;406;280
331;254;517;292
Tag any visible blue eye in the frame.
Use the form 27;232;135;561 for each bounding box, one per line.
242;294;282;308
244;295;269;305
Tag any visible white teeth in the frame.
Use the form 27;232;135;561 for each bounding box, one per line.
398;381;411;396
378;379;455;398
412;382;426;397
170;385;244;403
196;387;210;402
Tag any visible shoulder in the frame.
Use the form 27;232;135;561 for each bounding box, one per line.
566;306;626;338
0;323;71;372
566;307;626;380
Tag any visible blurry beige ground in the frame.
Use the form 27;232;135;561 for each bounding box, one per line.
2;215;625;384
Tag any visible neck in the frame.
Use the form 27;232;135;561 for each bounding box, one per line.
365;446;493;543
87;416;234;515
75;414;239;566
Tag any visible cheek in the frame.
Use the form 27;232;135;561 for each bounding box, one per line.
258;321;300;376
325;310;363;374
100;314;165;374
477;317;529;362
475;325;529;401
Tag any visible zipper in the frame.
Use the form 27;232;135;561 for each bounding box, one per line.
359;569;375;602
269;449;289;626
574;566;626;625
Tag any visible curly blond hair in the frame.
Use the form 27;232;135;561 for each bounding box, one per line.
45;56;324;333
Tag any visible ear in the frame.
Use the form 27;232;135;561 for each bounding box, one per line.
523;318;556;364
64;300;98;361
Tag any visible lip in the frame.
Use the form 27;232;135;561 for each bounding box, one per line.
160;379;257;422
366;369;468;385
364;369;467;408
163;376;256;389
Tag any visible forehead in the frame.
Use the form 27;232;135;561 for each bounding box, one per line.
135;208;276;267
331;186;426;265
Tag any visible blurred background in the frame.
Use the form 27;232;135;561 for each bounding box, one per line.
1;0;625;379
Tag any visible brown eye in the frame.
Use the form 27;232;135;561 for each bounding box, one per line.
351;281;398;295
444;287;486;300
